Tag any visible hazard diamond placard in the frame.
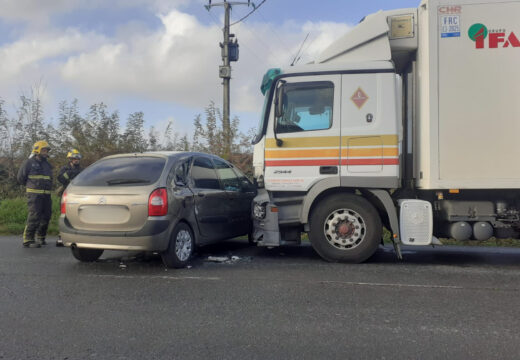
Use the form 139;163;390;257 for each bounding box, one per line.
351;87;369;109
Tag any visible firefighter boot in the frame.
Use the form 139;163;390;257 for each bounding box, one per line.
23;240;41;248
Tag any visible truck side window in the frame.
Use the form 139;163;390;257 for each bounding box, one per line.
276;82;333;134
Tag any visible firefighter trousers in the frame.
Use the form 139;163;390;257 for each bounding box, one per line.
23;194;52;243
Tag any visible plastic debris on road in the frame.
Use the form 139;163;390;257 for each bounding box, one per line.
205;255;244;264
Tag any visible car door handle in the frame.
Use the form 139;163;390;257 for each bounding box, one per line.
320;166;338;175
197;192;206;197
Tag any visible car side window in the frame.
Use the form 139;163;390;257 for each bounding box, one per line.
168;158;191;188
213;158;241;192
232;167;255;192
191;157;220;190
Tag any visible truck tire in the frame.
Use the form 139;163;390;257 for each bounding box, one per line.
161;222;194;268
71;247;104;262
309;194;382;263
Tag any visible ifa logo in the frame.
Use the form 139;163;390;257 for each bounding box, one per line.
468;23;520;49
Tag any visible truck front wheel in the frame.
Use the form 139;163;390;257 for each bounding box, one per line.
309;194;382;263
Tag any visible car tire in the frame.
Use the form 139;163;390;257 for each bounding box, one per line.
161;222;194;268
309;193;382;263
71;247;104;262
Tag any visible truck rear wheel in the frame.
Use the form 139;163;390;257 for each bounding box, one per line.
309;194;382;263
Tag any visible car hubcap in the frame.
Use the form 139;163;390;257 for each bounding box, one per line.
324;208;366;250
175;230;192;261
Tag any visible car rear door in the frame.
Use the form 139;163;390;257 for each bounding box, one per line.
189;156;230;240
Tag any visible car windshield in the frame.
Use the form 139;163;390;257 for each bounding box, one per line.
73;157;166;186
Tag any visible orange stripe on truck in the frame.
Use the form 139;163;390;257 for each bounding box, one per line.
265;158;399;167
265;149;340;159
265;135;398;149
265;147;398;159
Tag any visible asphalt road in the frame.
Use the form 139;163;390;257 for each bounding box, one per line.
1;236;520;360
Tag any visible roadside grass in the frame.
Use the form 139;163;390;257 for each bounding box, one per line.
0;196;60;236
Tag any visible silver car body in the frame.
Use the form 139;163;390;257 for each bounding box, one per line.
59;151;255;252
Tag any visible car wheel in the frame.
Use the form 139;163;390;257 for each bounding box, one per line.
71;247;104;262
309;193;382;263
161;222;194;268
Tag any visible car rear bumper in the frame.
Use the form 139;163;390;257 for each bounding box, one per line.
59;215;172;251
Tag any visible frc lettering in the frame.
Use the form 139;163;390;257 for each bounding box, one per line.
468;23;520;49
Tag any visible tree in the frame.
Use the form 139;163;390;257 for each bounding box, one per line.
192;101;253;177
87;103;121;158
148;126;160;151
122;112;148;153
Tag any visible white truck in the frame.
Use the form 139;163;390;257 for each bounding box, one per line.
251;0;520;262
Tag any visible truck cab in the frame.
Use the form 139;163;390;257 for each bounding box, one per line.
251;0;520;263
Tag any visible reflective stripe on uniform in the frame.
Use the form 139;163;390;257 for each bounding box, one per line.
26;188;51;194
63;173;69;180
28;175;51;180
23;225;32;243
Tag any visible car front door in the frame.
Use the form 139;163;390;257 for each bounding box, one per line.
189;156;230;241
213;158;256;238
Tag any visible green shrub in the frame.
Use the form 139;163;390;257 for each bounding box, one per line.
0;196;61;235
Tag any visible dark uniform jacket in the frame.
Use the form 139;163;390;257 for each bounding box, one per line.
17;156;53;194
57;163;82;188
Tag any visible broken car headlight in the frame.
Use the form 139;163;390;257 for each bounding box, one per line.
253;202;267;220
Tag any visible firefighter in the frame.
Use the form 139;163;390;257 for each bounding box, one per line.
17;140;53;248
56;149;83;246
57;149;83;195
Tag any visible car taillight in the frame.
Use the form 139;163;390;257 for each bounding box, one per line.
61;190;67;214
148;188;168;216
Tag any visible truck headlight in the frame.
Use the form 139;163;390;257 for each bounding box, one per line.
253;202;267;220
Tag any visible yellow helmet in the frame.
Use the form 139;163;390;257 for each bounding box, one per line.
32;140;51;154
67;149;82;159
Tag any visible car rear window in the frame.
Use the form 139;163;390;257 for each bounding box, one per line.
73;157;166;186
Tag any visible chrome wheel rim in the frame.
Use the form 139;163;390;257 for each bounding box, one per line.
175;230;192;261
323;208;366;250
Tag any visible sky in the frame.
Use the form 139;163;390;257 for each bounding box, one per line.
0;0;420;141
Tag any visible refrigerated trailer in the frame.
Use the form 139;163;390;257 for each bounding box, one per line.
251;0;520;262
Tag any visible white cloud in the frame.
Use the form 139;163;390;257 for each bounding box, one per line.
59;11;352;112
0;0;77;23
60;10;223;108
0;5;353;121
0;0;193;24
0;29;104;79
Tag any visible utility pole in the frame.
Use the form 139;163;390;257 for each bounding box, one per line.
205;0;252;160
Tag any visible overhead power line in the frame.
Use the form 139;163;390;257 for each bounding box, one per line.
230;0;267;26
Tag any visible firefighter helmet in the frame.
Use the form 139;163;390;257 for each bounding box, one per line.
67;149;82;159
32;140;51;154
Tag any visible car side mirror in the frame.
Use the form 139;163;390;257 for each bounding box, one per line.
241;180;256;193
